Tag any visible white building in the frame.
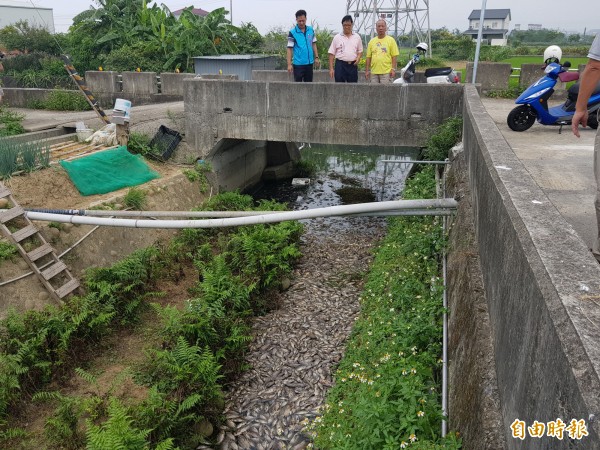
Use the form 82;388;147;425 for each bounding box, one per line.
0;0;55;33
463;9;511;46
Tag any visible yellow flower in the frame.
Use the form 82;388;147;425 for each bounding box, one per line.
410;433;417;442
417;411;425;417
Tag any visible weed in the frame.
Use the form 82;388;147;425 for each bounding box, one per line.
127;132;161;159
123;188;147;210
295;159;317;178
0;241;17;262
422;117;463;162
28;90;91;111
0;106;25;137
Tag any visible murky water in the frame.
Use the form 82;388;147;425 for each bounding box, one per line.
249;143;420;236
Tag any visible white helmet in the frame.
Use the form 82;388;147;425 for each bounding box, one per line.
416;42;428;53
543;45;562;64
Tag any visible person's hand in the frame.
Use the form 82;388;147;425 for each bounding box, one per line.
572;110;588;138
287;63;292;74
314;58;321;69
390;68;396;79
329;68;334;79
365;69;370;80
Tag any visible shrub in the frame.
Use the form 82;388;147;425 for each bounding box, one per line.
28;89;91;111
422;117;463;161
123;188;147;211
0;106;25;137
127;133;161;159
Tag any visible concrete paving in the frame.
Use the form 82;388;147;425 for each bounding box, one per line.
481;97;598;251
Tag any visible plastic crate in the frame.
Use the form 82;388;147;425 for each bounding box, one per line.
149;125;182;160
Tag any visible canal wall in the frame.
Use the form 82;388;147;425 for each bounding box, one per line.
459;84;600;449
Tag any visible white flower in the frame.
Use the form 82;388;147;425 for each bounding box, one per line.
417;411;425;417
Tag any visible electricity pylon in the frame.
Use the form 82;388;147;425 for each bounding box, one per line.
346;0;431;54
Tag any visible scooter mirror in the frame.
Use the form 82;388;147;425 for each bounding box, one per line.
563;61;571;68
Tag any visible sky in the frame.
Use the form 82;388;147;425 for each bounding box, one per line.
17;0;600;35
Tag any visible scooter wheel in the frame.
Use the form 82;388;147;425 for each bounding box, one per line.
507;105;536;132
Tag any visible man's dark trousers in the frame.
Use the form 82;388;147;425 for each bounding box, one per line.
293;64;314;82
334;60;358;83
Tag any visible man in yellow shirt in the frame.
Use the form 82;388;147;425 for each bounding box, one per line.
365;20;399;83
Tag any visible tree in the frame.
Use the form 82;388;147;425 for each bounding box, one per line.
233;23;264;54
0;21;63;55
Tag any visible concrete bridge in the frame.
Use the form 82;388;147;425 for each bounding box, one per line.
183;80;600;449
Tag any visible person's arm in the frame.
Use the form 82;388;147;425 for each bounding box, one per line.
312;42;320;68
287;47;293;73
354;51;362;65
328;53;335;78
390;56;398;78
365;57;371;79
572;58;600;137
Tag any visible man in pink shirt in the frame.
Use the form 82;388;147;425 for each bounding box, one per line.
327;15;363;83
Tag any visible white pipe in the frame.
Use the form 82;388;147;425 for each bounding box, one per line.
26;199;457;229
441;159;449;437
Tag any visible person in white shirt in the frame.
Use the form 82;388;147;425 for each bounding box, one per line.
572;34;600;261
327;15;363;83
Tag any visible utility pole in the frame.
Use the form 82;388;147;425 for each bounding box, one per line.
230;0;233;24
346;0;431;54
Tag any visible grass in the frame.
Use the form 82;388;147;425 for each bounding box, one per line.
308;118;463;450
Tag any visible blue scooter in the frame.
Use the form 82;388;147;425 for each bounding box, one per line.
507;61;600;133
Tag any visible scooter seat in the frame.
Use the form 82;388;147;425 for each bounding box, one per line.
567;81;600;102
425;67;452;77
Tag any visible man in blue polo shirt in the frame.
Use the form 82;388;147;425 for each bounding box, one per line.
287;9;320;82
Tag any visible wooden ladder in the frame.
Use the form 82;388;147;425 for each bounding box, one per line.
0;183;80;302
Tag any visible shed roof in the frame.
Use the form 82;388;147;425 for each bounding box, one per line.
0;0;51;10
173;7;209;17
468;9;511;20
193;54;276;60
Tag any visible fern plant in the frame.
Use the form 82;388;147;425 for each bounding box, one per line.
86;397;151;450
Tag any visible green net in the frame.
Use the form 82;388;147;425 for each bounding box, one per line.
60;146;160;196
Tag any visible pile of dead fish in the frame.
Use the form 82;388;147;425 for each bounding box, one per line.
201;218;384;450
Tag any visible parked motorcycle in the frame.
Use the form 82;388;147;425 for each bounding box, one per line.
507;45;600;132
394;43;460;84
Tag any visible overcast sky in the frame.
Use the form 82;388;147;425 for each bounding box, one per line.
24;0;599;35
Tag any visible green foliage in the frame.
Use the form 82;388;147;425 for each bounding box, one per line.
1;53;72;89
0;105;25;137
295;160;317;178
123;188;147;211
28;89;91;111
33;391;85;449
422;117;463;162
127;132;161;159
432;37;474;61
309;119;465;449
0;139;51;178
0;21;63;55
0;241;17;262
232;22;264;54
508;29;593;48
182;161;212;193
86;397;150;450
100;42;165;73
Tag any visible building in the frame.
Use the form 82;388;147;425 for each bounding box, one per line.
463;9;511;46
0;0;54;32
193;55;279;81
527;24;542;31
172;7;209;20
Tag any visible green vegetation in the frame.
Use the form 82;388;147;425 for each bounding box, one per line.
182;161;213;193
0;240;18;262
123;188;147;210
27;89;91;111
0;193;302;449
0;139;50;178
0;105;25;137
309;118;463;449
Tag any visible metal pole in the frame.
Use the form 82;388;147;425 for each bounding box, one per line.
230;0;233;23
441;158;449;437
472;0;487;84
